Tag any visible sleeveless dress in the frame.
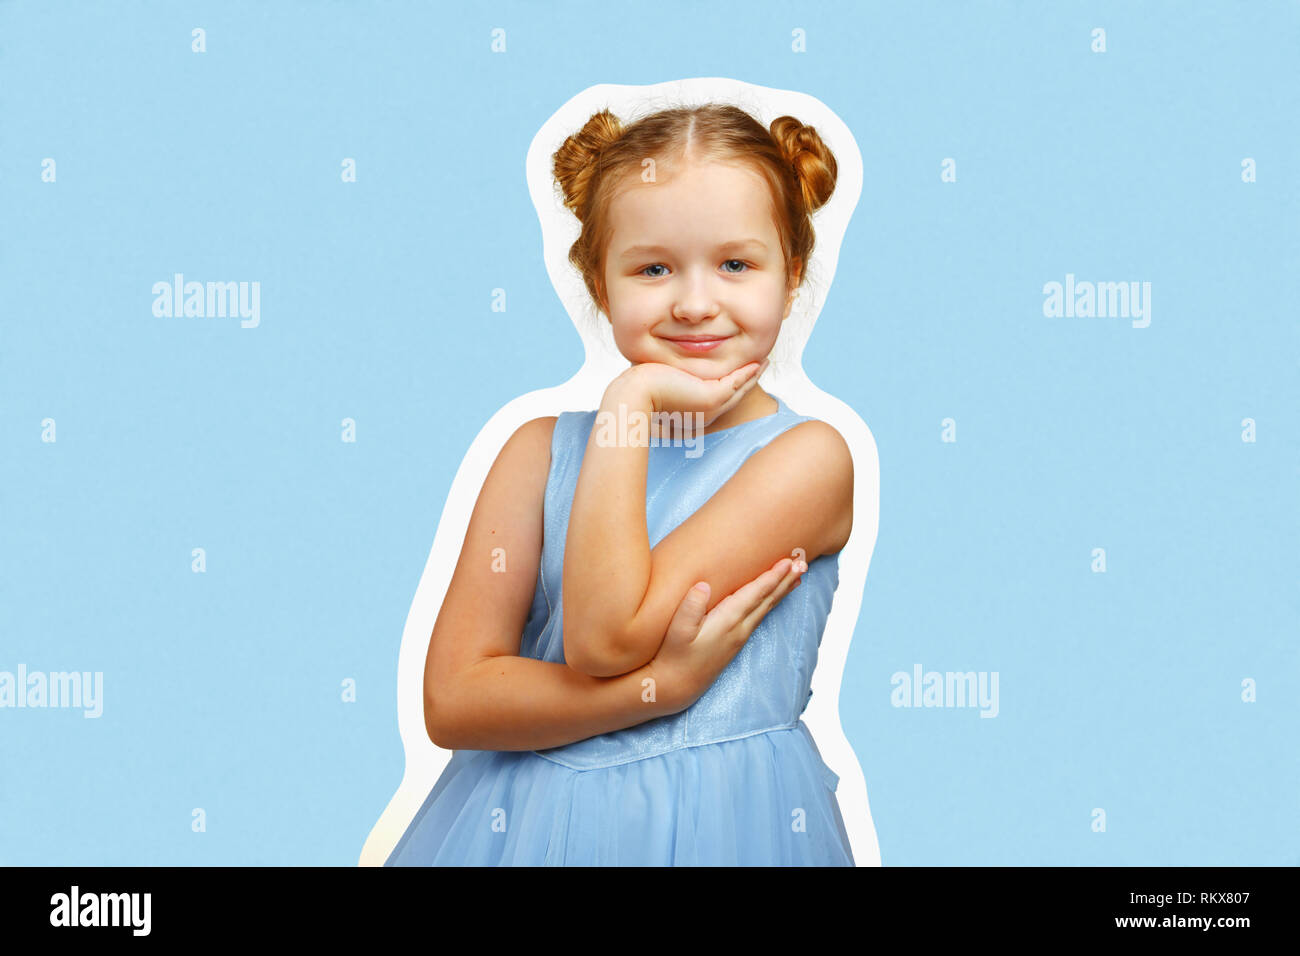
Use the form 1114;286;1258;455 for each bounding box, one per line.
385;393;854;866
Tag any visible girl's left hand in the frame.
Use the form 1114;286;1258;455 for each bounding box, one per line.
622;357;770;428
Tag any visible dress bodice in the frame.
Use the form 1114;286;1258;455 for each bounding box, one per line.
519;393;841;771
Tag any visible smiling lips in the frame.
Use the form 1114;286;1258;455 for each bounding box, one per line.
662;334;732;353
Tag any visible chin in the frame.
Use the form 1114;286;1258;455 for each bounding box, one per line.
665;354;727;371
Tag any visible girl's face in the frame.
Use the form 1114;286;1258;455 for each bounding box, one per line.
600;159;797;377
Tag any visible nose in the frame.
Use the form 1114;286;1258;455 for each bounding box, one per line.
671;267;720;323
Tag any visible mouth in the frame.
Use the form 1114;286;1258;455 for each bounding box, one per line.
660;334;732;354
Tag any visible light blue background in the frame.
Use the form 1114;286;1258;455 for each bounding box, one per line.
1;1;1295;865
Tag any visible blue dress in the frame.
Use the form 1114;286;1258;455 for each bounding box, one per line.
386;393;854;866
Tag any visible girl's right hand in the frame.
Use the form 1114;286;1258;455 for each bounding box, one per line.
647;553;808;714
618;358;768;429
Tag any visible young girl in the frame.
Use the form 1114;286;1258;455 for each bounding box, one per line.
385;102;855;866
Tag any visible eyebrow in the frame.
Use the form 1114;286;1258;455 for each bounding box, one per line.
617;239;769;260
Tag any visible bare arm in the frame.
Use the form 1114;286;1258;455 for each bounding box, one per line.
563;377;853;677
432;653;674;752
425;408;810;751
425;407;817;753
423;415;685;751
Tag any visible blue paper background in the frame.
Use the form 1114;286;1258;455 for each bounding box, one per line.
1;0;1296;865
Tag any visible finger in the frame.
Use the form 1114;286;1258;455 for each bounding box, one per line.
702;558;791;631
710;369;762;419
712;554;790;629
737;559;803;633
732;361;762;387
713;361;760;392
667;580;712;636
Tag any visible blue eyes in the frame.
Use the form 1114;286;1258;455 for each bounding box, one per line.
640;259;750;278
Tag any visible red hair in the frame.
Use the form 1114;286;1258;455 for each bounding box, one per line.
552;103;838;317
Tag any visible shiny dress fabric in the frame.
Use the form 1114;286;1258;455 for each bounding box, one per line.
386;394;854;866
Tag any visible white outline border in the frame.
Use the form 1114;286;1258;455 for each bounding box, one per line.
361;76;882;867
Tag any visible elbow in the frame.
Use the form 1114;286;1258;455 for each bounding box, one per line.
563;621;645;677
424;709;448;750
423;685;460;750
565;651;629;678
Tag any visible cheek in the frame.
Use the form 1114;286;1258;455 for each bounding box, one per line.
608;314;657;358
607;290;653;332
741;285;787;331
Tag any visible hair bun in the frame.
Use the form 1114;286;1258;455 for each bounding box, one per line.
769;115;837;214
552;108;625;220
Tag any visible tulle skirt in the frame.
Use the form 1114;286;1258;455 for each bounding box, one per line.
384;723;854;866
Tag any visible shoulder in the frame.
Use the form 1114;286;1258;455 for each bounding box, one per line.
484;416;557;489
509;415;559;466
764;418;853;481
513;415;559;447
747;417;853;552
